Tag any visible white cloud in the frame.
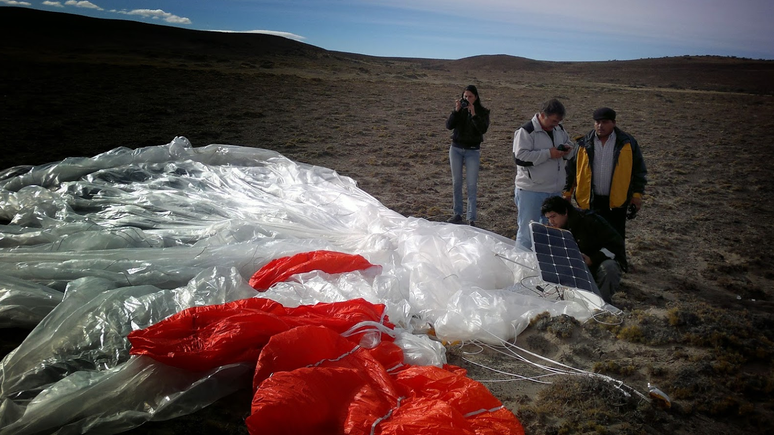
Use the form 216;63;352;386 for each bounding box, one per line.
115;9;192;25
214;29;306;42
64;0;102;10
42;1;64;6
0;0;32;5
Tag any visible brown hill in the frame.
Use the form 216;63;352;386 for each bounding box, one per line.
2;6;774;435
4;6;773;94
0;6;324;57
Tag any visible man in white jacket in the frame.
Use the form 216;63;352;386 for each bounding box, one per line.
512;99;575;249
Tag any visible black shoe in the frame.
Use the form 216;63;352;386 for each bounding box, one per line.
469;221;476;227
447;215;463;224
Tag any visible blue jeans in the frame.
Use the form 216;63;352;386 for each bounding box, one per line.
449;146;480;221
514;188;561;249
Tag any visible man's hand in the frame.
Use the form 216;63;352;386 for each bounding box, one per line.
549;146;570;159
630;196;642;211
581;253;592;266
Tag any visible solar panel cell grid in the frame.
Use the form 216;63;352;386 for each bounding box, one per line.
530;222;599;294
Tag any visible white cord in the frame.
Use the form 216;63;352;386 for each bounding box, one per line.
458;333;649;402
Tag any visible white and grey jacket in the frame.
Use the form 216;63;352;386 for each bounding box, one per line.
512;113;575;193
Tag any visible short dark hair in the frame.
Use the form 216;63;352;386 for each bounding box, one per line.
541;99;566;118
541;195;573;216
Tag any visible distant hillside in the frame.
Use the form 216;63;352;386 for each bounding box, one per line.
0;7;327;58
3;6;774;95
450;54;774;95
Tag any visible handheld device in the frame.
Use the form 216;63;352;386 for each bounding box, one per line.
626;203;638;220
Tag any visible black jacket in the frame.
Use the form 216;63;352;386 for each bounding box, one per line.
565;127;647;210
566;207;628;272
446;105;490;149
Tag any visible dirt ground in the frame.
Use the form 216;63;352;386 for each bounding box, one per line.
2;7;774;435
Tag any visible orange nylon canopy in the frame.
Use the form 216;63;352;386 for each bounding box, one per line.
248;250;377;291
247;324;525;435
128;269;524;435
128;298;391;372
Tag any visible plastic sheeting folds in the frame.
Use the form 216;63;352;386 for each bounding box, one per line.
0;137;604;433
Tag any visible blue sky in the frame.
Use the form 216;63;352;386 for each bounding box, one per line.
2;0;773;61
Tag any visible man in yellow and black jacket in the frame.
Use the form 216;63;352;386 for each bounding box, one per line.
564;107;647;240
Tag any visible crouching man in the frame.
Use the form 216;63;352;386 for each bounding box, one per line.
541;196;627;303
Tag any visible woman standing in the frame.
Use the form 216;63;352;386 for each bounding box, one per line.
445;84;490;226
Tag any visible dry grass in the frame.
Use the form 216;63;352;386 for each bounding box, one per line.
2;7;774;435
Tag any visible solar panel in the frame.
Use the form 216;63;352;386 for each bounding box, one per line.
530;222;599;294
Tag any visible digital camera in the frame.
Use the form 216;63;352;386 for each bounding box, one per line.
460;98;469;109
556;144;570;152
626;203;638;220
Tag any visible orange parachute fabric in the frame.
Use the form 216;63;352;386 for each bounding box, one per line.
247;324;525;435
248;250;377;291
128;295;524;434
128;298;392;372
